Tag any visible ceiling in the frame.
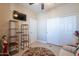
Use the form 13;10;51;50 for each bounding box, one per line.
24;3;64;13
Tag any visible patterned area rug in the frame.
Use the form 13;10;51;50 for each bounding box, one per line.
22;47;55;56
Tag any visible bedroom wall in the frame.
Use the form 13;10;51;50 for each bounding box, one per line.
10;3;38;44
46;3;79;18
0;3;38;45
0;4;11;38
37;3;79;44
37;12;47;43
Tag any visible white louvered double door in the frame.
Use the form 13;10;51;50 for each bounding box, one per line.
47;16;76;45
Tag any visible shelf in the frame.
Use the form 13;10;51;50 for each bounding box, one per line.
0;53;9;56
9;28;18;30
9;47;18;51
9;20;19;55
21;28;28;30
22;34;28;36
9;20;18;22
21;40;29;42
9;36;18;38
16;32;23;33
9;42;18;46
9;50;19;55
21;24;29;49
21;24;28;26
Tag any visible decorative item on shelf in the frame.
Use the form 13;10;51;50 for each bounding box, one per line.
74;30;79;45
13;10;26;21
1;35;9;56
0;33;9;56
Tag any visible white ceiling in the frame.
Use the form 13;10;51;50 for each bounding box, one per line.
24;3;64;13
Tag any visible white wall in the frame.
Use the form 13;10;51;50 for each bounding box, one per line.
46;3;79;18
9;4;38;44
0;4;11;36
37;3;79;45
76;15;79;30
37;13;47;43
29;18;37;43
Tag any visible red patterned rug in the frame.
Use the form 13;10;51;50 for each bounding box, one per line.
22;47;55;56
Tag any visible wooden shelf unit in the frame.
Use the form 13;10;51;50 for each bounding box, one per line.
9;20;19;55
21;24;29;49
